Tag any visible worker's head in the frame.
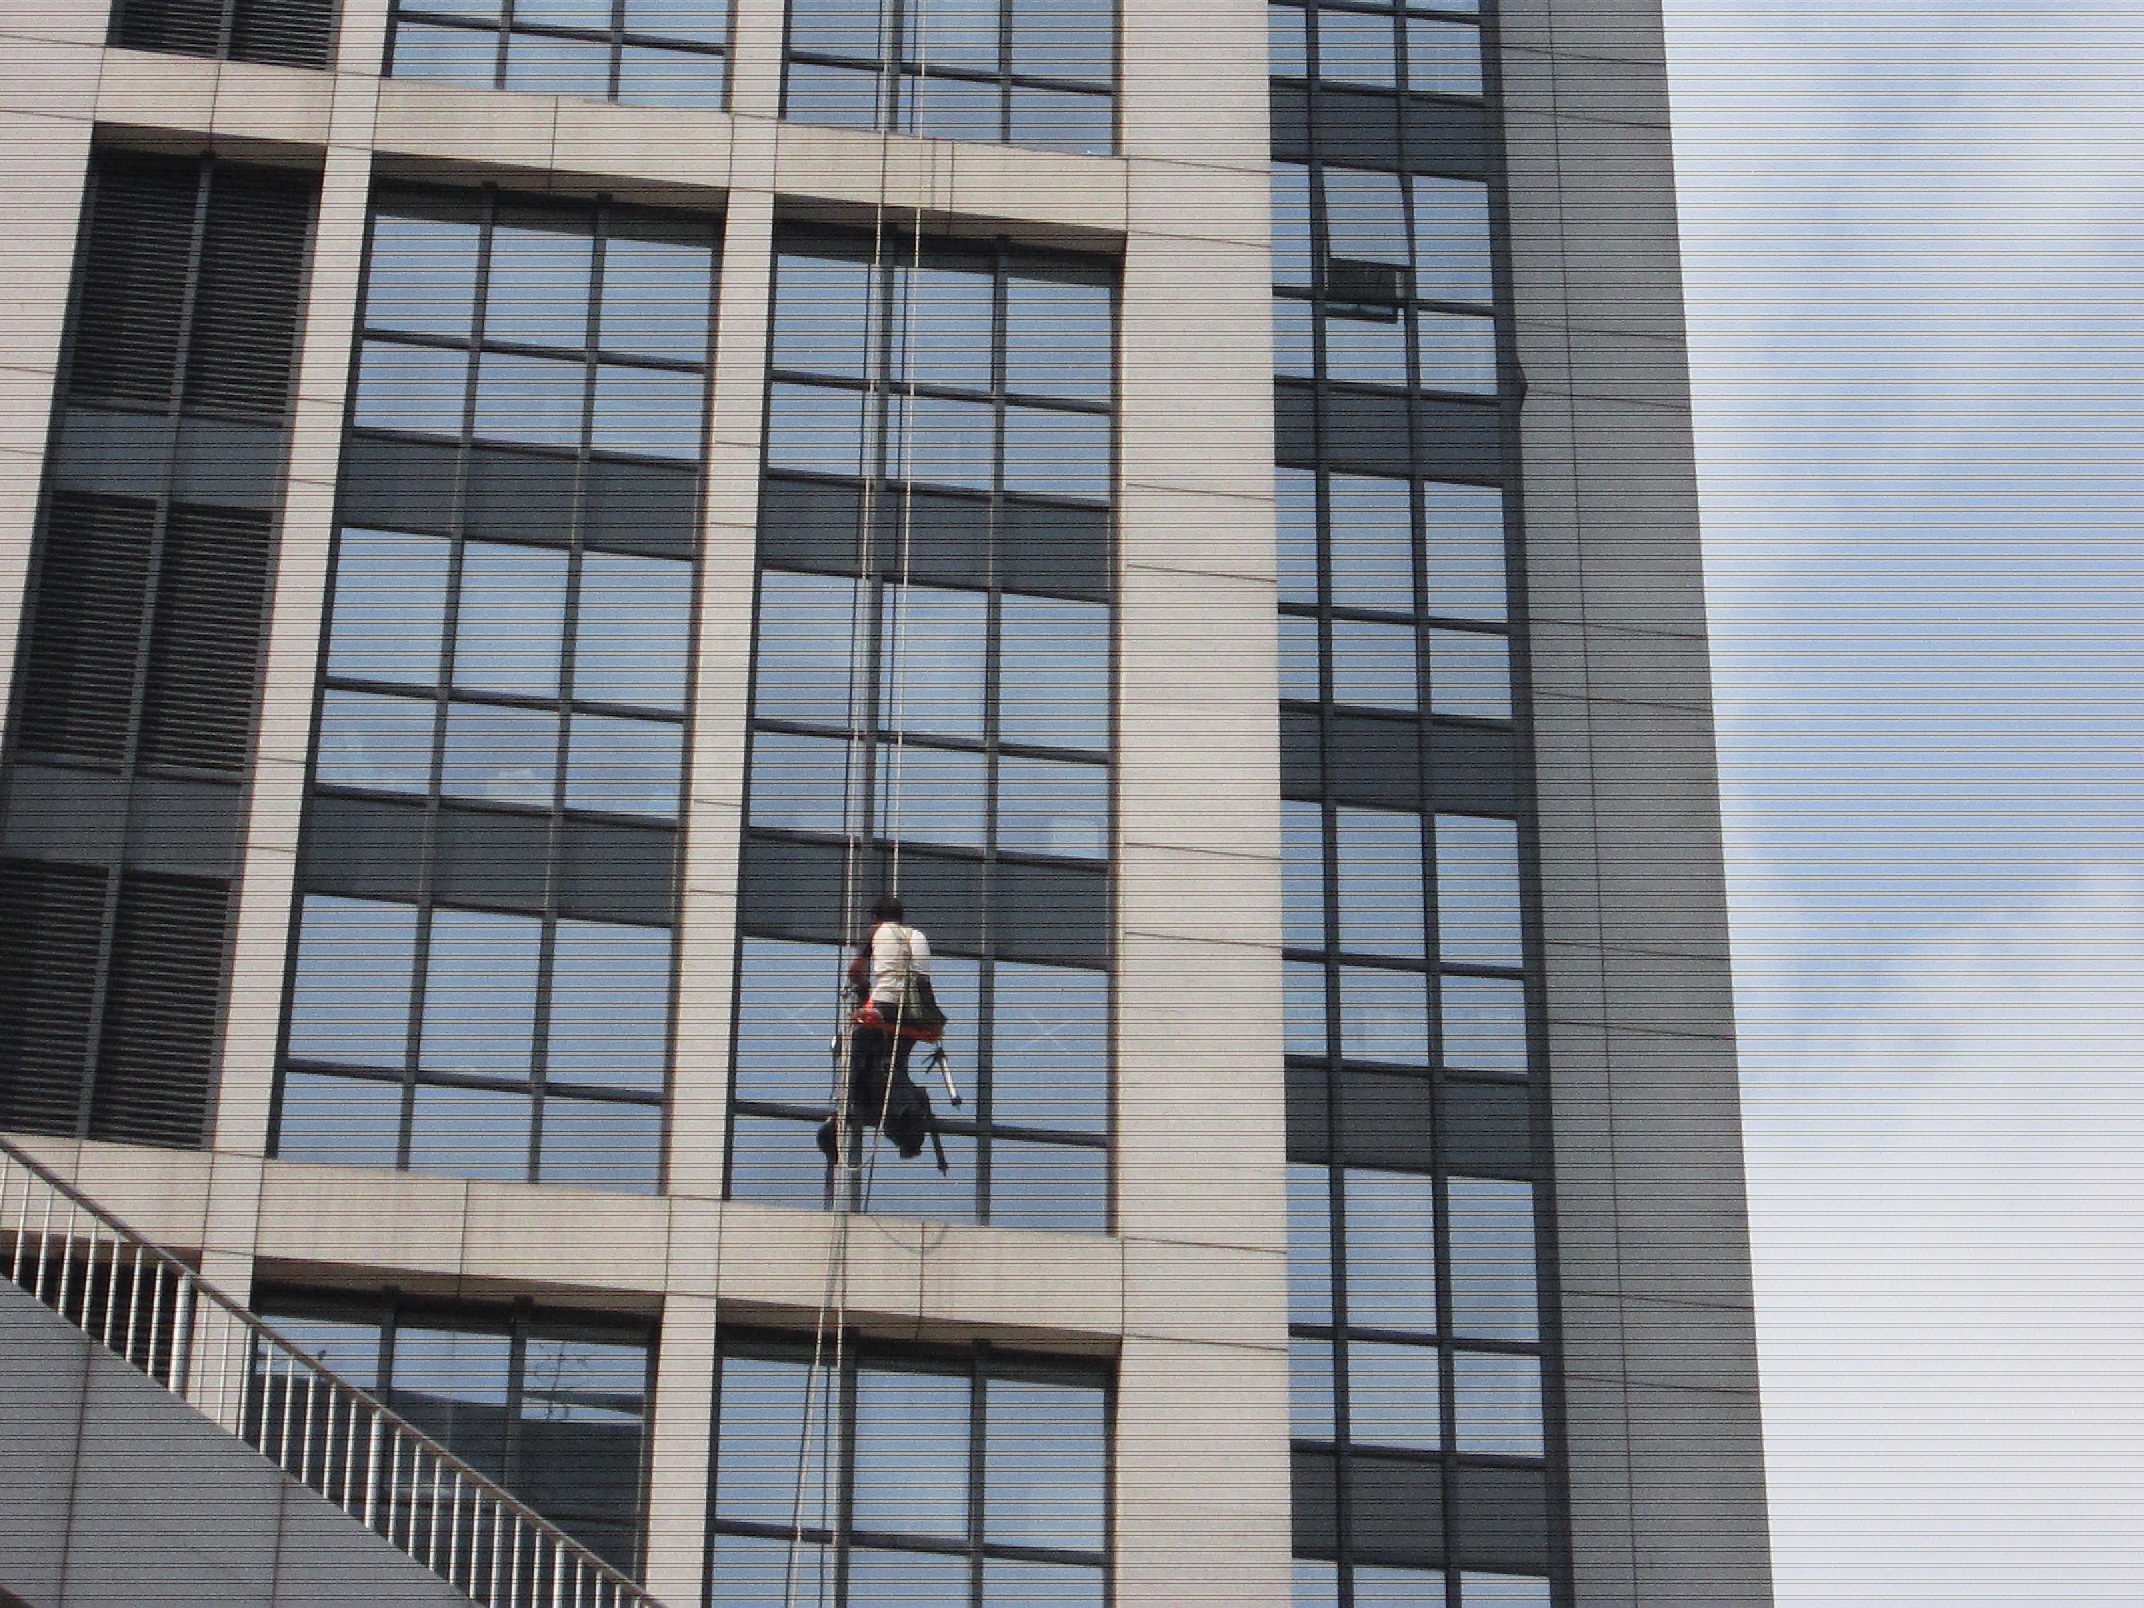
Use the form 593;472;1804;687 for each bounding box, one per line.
871;893;906;923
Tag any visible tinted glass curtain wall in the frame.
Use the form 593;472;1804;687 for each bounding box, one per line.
1271;5;1568;1604
728;225;1116;1232
387;0;731;110
270;184;719;1195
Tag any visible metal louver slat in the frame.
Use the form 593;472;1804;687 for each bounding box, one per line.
110;0;226;56
0;860;107;1137
65;157;197;409
229;0;334;69
184;171;314;418
139;506;273;771
87;872;229;1149
16;493;157;764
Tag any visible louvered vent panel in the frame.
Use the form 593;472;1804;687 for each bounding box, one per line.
139;505;273;771
0;860;107;1137
16;493;157;763
229;0;334;69
88;873;229;1149
184;169;314;417
109;0;226;58
66;156;199;409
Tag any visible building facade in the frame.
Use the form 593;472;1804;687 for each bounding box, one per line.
0;0;1772;1602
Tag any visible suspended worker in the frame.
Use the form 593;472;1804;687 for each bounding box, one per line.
817;894;953;1172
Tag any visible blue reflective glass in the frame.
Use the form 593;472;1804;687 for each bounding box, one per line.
1438;974;1526;1071
877;741;987;849
727;1113;835;1208
355;340;468;436
754;569;862;727
985;1377;1106;1547
1410;176;1494;304
772;257;875;378
747;731;854;835
261;1315;382;1388
1434;814;1521;965
1322;167;1409;267
733;937;843;1106
1002;404;1109;499
1285;960;1328;1057
857;1126;977;1223
453;541;569;697
1295;1558;1342;1607
982;1559;1106;1604
1355;1565;1448;1605
392;21;500;86
623;0;728;44
537;1097;662;1193
484;220;595;347
765;381;871;476
783;60;885;127
1417;311;1499;396
912;71;1002;140
1268;2;1307;78
503;32;614;97
787;0;885;56
520;1335;647;1425
1283;800;1326;951
715;1356;832;1526
598;235;714;359
1460;1573;1552;1606
420;908;543;1076
852;1367;970;1538
390;1325;514;1465
1271;164;1314;289
407;1083;533;1181
1288;1161;1334;1323
1271;297;1315;381
848;1550;970;1606
1453;1351;1543;1456
1447;1175;1538;1341
472;352;586;448
1427;627;1511;719
615;44;728;108
1343;1166;1438;1330
889;392;996;492
998;595;1108;749
996;756;1107;859
1404;15;1482;96
1338;965;1429;1064
1291;1335;1336;1439
1317;7;1397;87
1008;85;1112;155
316;690;435;794
366;214;481;339
990;961;1106;1132
547;920;672;1091
892;265;993;392
1336;807;1426;958
989;1139;1107;1231
512;0;610;26
575;554;693;710
591;363;706;459
287;895;419;1066
1323;308;1413;389
1328;473;1415;612
565;713;683;816
276;1072;404;1167
709;1534;820;1606
1277;612;1321;702
1347;1338;1440;1449
440;701;558;807
1330;618;1417;711
879;583;987;740
1276;467;1320;604
1009;0;1112;84
329;529;450;687
910;0;1000;71
1004;279;1113;403
1423;483;1507;622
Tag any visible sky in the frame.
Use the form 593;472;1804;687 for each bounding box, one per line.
1659;1;2144;1600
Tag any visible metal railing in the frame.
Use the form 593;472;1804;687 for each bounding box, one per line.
0;1135;663;1608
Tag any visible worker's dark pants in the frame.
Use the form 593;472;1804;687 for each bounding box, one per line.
818;1017;927;1163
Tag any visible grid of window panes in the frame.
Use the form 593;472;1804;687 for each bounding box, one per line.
272;185;715;1193
708;1332;1109;1605
1272;159;1497;399
728;226;1114;1231
387;0;729;109
1269;0;1483;99
256;1286;655;1576
1277;468;1511;724
784;0;1113;154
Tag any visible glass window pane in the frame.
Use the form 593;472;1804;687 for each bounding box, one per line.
1291;1334;1336;1439
316;689;436;794
1323;167;1409;267
1328;473;1415;612
366;214;481;339
1318;8;1397;87
473;352;586;448
1323;308;1412;389
1288;1160;1334;1324
1268;2;1307;79
288;895;419;1066
574;553;692;710
983;1559;1106;1604
261;1315;382;1389
755;569;863;727
985;1378;1106;1547
1009;0;1112;83
354;340;468;436
1278;612;1320;702
1338;965;1429;1065
989;1139;1107;1232
765;381;872;476
859;1126;978;1224
592;363;706;460
329;529;451;687
787;0;884;55
1347;1338;1440;1449
783;59;886;128
852;1368;970;1537
391;21;500;86
440;701;559;808
1435;815;1522;966
598;235;714;359
502;32;614;98
1448;1176;1538;1341
1335;807;1425;958
1276;466;1320;604
1416;311;1499;396
565;712;683;817
1272;296;1315;381
996;756;1108;859
891;392;998;492
748;731;855;835
1271;164;1314;289
1453;1351;1543;1456
1283;800;1326;951
623;0;728;44
734;938;844;1106
485;219;595;347
1001;404;1109;500
727;1113;835;1210
1009;85;1113;155
275;1072;404;1168
389;1326;514;1469
407;1083;533;1182
1295;1558;1341;1607
454;541;569;697
880;583;987;740
911;0;1000;71
1004;279;1113;403
1422;483;1506;622
616;43;728;108
1410;176;1493;305
1343;1166;1438;1330
710;1533;824;1606
538;1097;662;1193
1355;1565;1448;1605
1438;974;1526;1072
912;69;1002;141
1404;16;1482;96
848;1549;971;1606
877;741;987;849
512;0;610;27
1459;1573;1552;1606
715;1355;831;1527
990;961;1107;1133
1427;628;1511;720
1285;960;1328;1058
998;595;1108;750
420;908;543;1076
547;920;672;1091
521;1335;647;1426
773;256;875;379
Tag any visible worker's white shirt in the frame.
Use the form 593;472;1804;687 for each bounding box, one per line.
867;922;931;1005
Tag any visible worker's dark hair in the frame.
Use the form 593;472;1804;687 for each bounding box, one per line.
871;894;906;923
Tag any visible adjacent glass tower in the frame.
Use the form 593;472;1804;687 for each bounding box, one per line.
0;0;1772;1604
